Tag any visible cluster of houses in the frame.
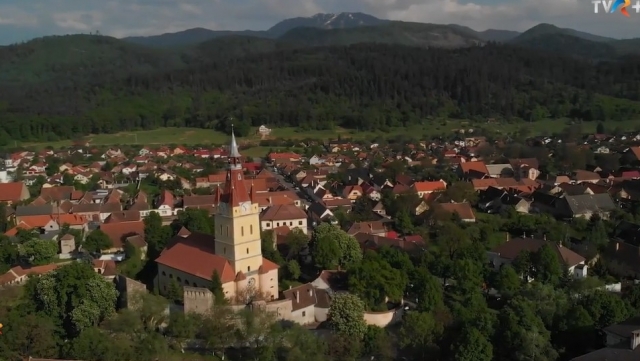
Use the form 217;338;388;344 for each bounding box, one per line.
1;136;640;273
3;132;640;360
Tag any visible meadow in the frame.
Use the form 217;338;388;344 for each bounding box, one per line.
22;118;640;150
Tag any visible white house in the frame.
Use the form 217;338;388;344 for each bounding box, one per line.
260;204;308;234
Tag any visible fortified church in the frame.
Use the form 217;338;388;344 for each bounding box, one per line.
155;129;280;302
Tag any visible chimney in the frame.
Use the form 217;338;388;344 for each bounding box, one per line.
289;285;292;290
632;331;640;350
543;234;547;241
269;197;272;205
296;291;300;303
506;233;510;242
308;288;313;296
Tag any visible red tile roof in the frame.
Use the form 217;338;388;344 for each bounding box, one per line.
99;220;145;249
460;161;489;175
413;180;447;193
0;182;27;202
155;232;236;283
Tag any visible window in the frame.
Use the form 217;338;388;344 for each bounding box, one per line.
184;280;189;285
247;266;251;272
276;222;279;227
246;247;249;254
162;271;166;276
250;225;253;234
169;274;173;279
226;226;229;236
241;226;244;236
302;311;306;317
219;225;222;234
289;222;293;226
266;223;271;227
298;221;303;225
224;247;226;254
177;277;181;282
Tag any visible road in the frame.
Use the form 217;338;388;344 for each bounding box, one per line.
269;165;314;207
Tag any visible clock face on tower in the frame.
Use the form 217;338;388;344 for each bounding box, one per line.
248;277;256;286
218;202;227;214
240;202;251;214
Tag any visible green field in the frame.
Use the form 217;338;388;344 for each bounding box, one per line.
22;118;640;149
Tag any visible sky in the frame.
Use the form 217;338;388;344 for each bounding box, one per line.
0;0;639;44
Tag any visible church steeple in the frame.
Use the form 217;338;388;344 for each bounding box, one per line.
221;125;250;206
228;124;242;170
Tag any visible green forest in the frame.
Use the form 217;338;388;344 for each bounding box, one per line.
1;34;640;144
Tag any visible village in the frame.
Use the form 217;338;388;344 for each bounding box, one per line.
3;127;640;360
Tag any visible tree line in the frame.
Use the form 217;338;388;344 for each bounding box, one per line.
1;36;640;143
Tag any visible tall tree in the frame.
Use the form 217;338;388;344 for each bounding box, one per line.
24;262;118;336
328;293;367;339
532;244;563;286
209;269;227;305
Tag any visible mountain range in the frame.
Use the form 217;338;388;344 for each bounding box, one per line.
0;12;639;144
120;12;640;59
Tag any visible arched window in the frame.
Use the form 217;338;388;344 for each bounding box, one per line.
247;266;251;272
223;247;227;254
162;271;166;276
177;277;182;282
184;280;189;285
241;226;244;236
246;247;249;254
250;225;253;234
226;226;229;236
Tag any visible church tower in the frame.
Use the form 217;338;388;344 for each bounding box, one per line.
214;127;264;287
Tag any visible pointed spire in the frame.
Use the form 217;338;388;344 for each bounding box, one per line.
230;124;241;158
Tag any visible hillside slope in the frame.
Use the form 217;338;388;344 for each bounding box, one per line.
122;28;270;48
0;35;639;144
0;34;184;84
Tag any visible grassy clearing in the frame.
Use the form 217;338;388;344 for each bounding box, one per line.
22;118;640;149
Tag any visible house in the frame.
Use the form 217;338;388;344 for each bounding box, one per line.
282;283;317;325
412;180;447;197
433;202;476;222
485;164;514;178
98;221;145;252
487;237;587;278
509;158;540;180
570;317;640;360
458;161;489;179
307;202;335;226
59;233;76;258
560;194;616;219
0;264;59;288
268;152;301;163
154;190;175;216
342;185;363;201
346;221;387;236
478;187;530;214
0;182;30;204
572;170;601;184
260;204;308;234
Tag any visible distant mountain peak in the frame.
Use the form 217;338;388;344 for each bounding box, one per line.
266;12;385;37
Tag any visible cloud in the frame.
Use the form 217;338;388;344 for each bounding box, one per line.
0;0;637;44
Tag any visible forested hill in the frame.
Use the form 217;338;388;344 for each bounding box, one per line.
1;35;640;143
